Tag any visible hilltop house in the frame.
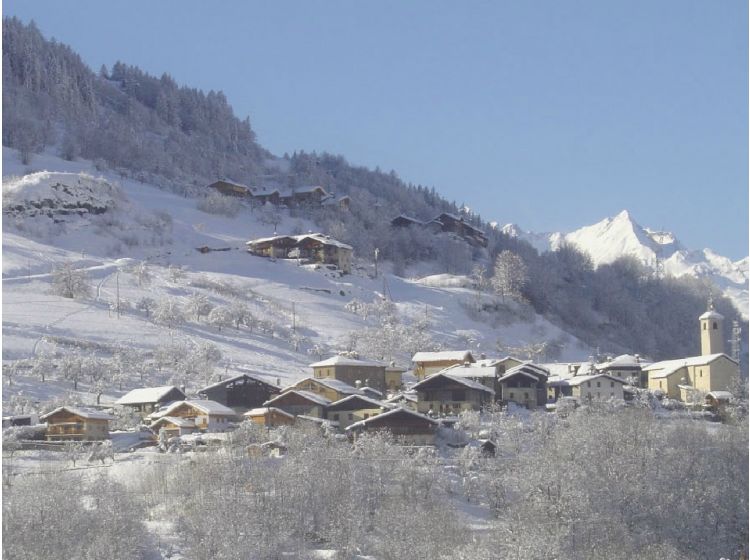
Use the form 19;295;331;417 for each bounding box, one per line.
115;385;186;416
390;213;488;247
645;302;739;402
310;355;387;393
41;406;114;441
198;374;281;412
412;350;475;380
412;372;494;415
208;179;250;197
345;407;439;445
246;233;352;273
149;400;238;434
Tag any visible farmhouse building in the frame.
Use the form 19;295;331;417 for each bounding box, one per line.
208;179;250;197
497;363;549;407
547;374;627;402
310;355;387;393
149;400;237;433
198;374;281;412
41;406;114;441
426;213;488;247
115;385;187;415
412;350;475;380
246;233;352;273
243;407;296;428
345;407;439;445
263;390;331;419
412;372;494;415
286;377;363;403
326;394;389;430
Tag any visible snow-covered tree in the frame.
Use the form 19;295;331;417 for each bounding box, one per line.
186;292;213;322
136;296;156;318
207;305;233;331
51;262;91;299
492;250;527;302
153;298;186;329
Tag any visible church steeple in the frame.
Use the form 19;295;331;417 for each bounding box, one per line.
699;296;724;356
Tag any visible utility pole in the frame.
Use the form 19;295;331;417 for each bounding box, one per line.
374;248;379;278
292;301;296;332
116;269;120;319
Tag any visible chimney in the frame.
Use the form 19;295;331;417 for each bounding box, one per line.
355;380;362;389
276;377;281;386
634;354;640;363
464;361;471;367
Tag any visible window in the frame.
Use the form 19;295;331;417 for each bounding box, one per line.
452;390;466;401
363;414;369;419
596;381;601;388
524;392;529;400
703;323;707;330
348;414;353;421
610;381;614;388
713;322;718;330
333;414;339;421
587;381;591;387
509;392;515;399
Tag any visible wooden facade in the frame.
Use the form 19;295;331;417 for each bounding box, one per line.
198;374;281;412
41;407;113;441
412;373;494;415
346;408;438;445
263;390;330;418
311;356;387;393
208;180;250;197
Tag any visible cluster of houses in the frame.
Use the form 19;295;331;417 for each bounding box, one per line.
34;304;741;447
208;179;350;210
391;212;488;247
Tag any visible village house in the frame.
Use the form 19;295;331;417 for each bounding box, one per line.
322;194;351;211
262;390;331;419
391;214;424;228
438;361;498;393
596;354;650;387
425;213;488;247
115;385;187;416
243;407;296;428
326;394;390;430
412;372;495;415
286;376;364;403
645;302;739;402
310;355;387;393
208;179;250;197
497;363;549;408
345;407;439;445
412;350;475;380
149;400;238;434
547;374;627;403
40;406;114;441
198;373;281;413
246;233;353;273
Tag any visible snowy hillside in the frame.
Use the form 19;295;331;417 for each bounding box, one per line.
503;210;748;318
1;148;590;410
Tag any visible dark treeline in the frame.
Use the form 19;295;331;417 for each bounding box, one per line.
2;17;746;364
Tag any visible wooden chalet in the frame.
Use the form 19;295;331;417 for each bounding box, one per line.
427;213;488;247
326;394;390;430
208;179;250;197
345;407;439;445
246;233;353;273
263;390;331;419
310;355;387;393
149;400;238;434
391;214;424;228
287;376;362;403
40;406;114;441
279;185;329;206
243;407;296;428
497;363;549;408
198;374;281;412
150;416;197;438
115;385;186;415
412;372;494;415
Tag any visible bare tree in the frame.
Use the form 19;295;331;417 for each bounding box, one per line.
51;262;91;299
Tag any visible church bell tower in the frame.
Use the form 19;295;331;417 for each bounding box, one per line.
699;297;724;356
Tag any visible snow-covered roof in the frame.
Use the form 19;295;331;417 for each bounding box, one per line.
538;362;583;378
291;377;362;395
547;374;626;387
597;354;649;370
412;350;474;363
384;391;419;404
115;385;184;405
413;372;494;394
40;406;114;422
643;354;734;378
440;363;498;378
345;406;438;431
151;400;237;418
199;373;277;392
151;416;195;428
498;363;549;383
246;233;352;251
309;355;385;368
706;391;734;400
244;407;295;419
265;390;331;407
211;178;250;189
700;310;724;320
327;394;389;410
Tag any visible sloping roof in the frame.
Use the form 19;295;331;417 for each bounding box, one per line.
244;407;295;419
115;385;184;405
706;391;734;400
384;391;419;404
643;354;735;378
151;400;237;418
246;233;352;251
40;406;114;421
440;363;497;378
290;377;362;395
346;407;438;431
265;390;331;407
547;374;626;387
700;310;724;320
498;369;541;383
199;373;278;393
499;363;549;382
597;354;649;370
309;355;385;368
151;416;195;428
413;372;494;394
412;350;474;363
327;394;389;411
431;213;486;235
211;178;250;189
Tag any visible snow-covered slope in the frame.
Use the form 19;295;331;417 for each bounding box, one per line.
502;210;748;318
2;148;590;410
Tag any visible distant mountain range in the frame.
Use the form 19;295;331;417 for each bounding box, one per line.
501;210;748;319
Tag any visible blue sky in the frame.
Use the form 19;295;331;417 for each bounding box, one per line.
5;0;748;258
